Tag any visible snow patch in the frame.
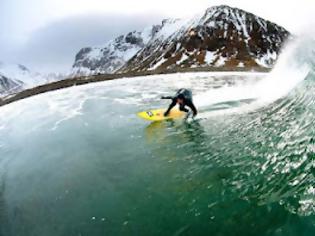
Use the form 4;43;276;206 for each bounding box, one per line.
215;57;227;67
149;57;167;70
177;54;189;64
155;18;191;41
238;62;245;67
255;50;277;68
205;51;217;64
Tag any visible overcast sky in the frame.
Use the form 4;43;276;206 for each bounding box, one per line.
1;0;314;73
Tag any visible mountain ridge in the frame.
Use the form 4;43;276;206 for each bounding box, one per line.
72;5;290;75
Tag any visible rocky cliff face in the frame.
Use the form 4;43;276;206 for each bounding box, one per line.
72;5;290;75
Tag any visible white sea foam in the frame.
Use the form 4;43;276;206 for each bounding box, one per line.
194;38;311;117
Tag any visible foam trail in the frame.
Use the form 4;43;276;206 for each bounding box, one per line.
194;38;311;111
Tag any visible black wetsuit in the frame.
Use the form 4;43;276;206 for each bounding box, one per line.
162;88;197;117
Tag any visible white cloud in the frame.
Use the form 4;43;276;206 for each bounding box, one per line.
1;0;315;72
3;0;315;36
2;0;314;45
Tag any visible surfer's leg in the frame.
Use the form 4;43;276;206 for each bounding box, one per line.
179;105;192;120
179;105;189;113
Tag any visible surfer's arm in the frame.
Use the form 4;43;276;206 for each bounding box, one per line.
164;100;176;116
187;101;197;116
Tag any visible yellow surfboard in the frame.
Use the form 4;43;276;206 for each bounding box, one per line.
137;108;185;121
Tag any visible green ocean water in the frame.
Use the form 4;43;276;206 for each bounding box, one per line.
0;68;314;235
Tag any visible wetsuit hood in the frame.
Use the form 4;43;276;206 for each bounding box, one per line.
177;94;185;100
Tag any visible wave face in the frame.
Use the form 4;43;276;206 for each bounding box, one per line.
0;39;315;235
223;38;315;217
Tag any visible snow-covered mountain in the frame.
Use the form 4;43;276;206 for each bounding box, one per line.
0;73;22;96
73;5;290;75
71;20;179;75
0;62;65;96
121;5;290;72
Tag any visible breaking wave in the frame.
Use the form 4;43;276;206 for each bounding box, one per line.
193;36;315;216
195;38;311;114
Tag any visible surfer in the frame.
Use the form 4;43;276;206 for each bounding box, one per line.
161;88;197;118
